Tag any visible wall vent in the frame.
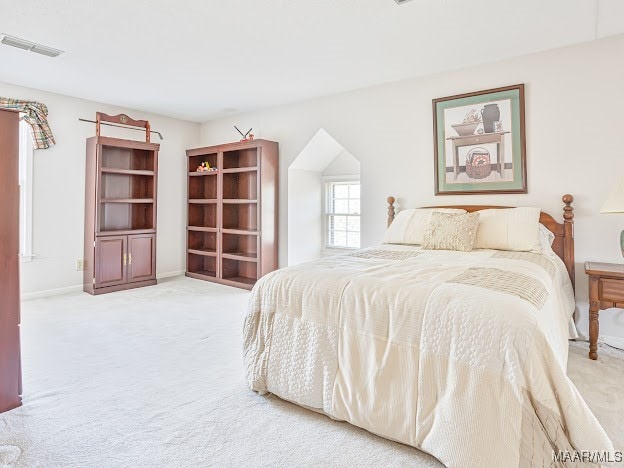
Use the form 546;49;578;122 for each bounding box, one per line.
1;34;64;57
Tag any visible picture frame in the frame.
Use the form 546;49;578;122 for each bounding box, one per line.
432;84;527;195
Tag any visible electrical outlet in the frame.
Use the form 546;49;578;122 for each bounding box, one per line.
75;259;85;271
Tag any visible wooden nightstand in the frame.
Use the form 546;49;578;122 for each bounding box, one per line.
584;261;624;360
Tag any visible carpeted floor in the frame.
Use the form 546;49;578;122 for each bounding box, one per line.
0;276;622;467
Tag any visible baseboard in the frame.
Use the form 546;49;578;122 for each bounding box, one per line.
21;270;185;301
21;284;83;301
157;270;185;279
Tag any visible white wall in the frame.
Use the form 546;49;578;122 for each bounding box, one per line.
322;150;360;176
0;82;201;296
287;169;323;265
200;34;624;343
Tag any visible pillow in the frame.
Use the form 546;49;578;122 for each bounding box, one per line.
422;211;480;251
382;209;414;244
383;208;467;245
539;224;555;251
474;207;541;253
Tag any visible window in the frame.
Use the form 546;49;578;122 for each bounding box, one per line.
324;179;360;249
19;118;34;261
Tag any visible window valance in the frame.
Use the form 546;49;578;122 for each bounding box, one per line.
0;97;56;149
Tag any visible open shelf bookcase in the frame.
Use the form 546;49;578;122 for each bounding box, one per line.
84;130;159;295
185;139;278;290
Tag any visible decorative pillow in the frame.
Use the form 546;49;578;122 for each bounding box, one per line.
422;211;480;251
383;208;467;245
474;207;541;253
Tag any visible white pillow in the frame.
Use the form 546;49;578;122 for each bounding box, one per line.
474;207;541;252
382;209;414;244
383;208;467;245
539;224;555;252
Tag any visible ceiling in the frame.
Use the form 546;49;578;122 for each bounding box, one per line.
0;0;623;122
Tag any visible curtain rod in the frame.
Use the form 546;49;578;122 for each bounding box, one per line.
78;118;164;140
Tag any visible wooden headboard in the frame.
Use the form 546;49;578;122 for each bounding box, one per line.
386;194;575;289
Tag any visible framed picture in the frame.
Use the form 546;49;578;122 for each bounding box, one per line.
433;84;526;195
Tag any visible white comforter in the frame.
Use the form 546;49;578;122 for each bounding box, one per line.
243;245;614;467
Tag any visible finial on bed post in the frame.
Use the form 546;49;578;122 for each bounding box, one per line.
387;196;396;227
562;194;575;289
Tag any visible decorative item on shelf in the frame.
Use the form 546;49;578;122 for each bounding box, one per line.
78;112;164;141
451;108;481;136
465;147;492;179
481;103;501;133
234;125;253;141
196;161;216;172
600;175;624;257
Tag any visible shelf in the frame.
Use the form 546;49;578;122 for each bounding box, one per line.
221;276;257;286
222;171;257;199
101;198;154;203
188;203;217;230
222;167;258;174
187;226;218;233
222;203;257;231
101;146;155;171
187;252;217;279
189;171;218;176
221;228;259;235
222;257;258;286
188;199;218;204
222;148;258;169
222;252;258;262
222;199;258;204
97;228;156;236
188;248;217;257
102;167;154;176
186;270;218;281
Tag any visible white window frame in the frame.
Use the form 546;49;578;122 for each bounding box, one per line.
322;175;360;252
19;118;35;262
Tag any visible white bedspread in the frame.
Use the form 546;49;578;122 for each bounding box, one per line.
243;245;614;467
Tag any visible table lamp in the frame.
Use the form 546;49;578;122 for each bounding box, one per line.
600;176;624;256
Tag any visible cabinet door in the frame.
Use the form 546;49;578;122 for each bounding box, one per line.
95;236;127;288
128;234;156;283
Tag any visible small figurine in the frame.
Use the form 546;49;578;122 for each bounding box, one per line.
235;125;253;141
196;161;214;172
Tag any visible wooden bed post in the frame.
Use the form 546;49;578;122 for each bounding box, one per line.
387;197;395;227
562;194;575;289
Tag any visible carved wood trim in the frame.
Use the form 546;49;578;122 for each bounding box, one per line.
387;196;395;227
385;194;575;289
95;112;151;142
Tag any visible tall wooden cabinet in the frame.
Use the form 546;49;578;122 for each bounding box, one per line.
185;139;278;290
84;114;159;295
0;109;22;413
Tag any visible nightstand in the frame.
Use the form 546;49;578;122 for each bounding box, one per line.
584;261;624;360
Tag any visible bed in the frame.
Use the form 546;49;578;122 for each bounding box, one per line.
243;194;614;467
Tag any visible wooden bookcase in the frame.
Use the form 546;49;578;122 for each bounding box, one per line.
0;109;22;413
84;131;159;295
185;139;278;290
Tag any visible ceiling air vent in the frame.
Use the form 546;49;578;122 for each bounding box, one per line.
1;34;64;57
394;0;415;4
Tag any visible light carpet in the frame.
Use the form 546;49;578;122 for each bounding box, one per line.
0;277;622;467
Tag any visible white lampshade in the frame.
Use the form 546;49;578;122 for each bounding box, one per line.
601;177;624;213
